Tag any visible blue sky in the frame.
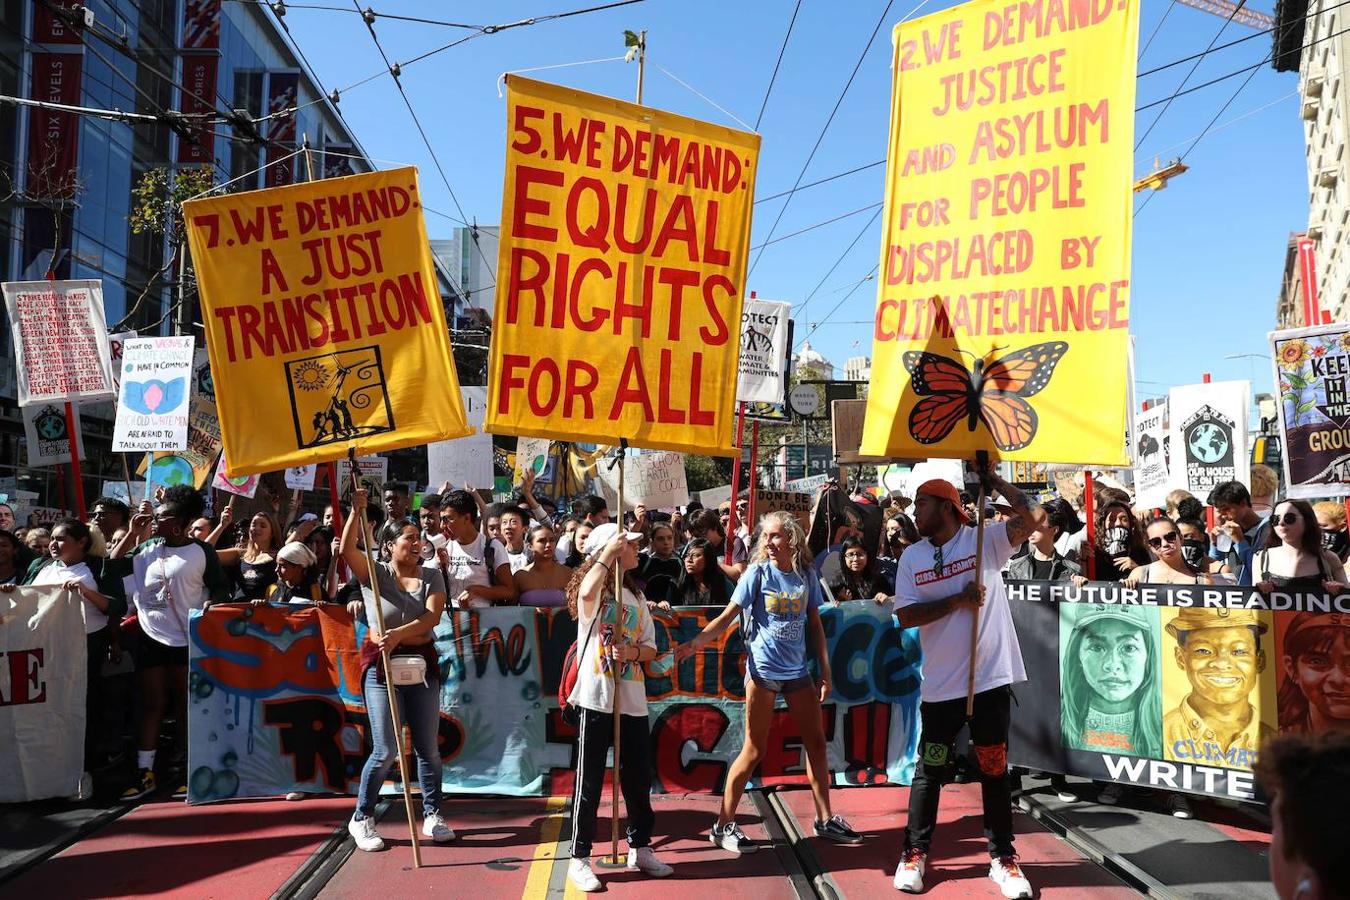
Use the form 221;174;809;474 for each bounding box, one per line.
285;0;1307;406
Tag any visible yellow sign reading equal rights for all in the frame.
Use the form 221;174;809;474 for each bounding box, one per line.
861;0;1139;465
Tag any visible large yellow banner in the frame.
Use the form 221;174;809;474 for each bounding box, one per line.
183;167;470;476
861;0;1139;465
487;76;760;455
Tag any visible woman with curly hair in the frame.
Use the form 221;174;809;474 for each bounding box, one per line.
676;511;862;854
210;507;284;600
564;523;670;892
1091;499;1151;582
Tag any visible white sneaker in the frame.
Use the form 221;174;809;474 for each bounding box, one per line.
626;846;673;877
422;812;455;843
893;848;926;892
285;791;305;801
989;855;1033;899
710;820;760;854
348;815;385;852
568;857;601;892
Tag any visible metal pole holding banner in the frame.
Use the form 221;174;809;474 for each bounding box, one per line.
349;449;422;869
727;402;746;565
966;451;989;717
1083;471;1096;580
597;440;628;869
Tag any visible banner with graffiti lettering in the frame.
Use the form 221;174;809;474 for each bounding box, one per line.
860;0;1139;465
1270;323;1350;498
186;602;921;803
1007;579;1350;804
486;76;760;456
183;167;471;476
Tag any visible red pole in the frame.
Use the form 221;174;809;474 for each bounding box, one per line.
727;402;747;565
64;402;87;520
1202;373;1211;384
1298;237;1320;327
1082;470;1096;579
748;419;760;533
1206;505;1216;533
55;465;67;516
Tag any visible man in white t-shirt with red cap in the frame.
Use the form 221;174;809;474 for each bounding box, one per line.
891;469;1043;899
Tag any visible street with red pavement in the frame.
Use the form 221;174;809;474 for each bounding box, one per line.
0;777;1277;898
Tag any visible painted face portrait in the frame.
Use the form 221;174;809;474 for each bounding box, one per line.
1178;625;1261;707
1081;619;1148;706
1279;614;1350;735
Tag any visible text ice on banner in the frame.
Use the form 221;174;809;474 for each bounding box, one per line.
2;279;116;406
427;386;493;489
183;167;471;476
860;0;1139;465
1271;323;1350;498
487;76;761;455
113;336;195;452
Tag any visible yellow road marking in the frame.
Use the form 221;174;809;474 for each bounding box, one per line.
521;795;567;899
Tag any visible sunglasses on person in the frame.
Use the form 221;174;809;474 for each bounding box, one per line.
1276;511;1302;526
1147;530;1180;549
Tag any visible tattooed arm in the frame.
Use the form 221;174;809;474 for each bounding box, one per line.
985;470;1046;546
895;582;985;628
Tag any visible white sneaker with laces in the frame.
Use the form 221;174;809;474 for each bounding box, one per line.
989;855;1033;899
626;846;673;877
422;813;455;842
348;815;385;852
568;857;602;892
893;848;926;893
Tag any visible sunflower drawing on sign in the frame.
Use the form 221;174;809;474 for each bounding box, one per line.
285;346;394;451
904;341;1069;452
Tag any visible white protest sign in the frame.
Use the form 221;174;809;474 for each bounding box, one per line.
736;299;791;404
597;451;690;510
22;401;86;466
3;280;116;406
108;331;137;391
101;481;148;505
211;452;259;498
514;437;554;483
1132;402;1170;508
427;387;492;490
1168;380;1250;498
113;336;194;452
699;484;733;508
902;458;965;498
284;465;317;491
786;473;830;493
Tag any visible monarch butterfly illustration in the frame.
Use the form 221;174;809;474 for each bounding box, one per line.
903;341;1069;451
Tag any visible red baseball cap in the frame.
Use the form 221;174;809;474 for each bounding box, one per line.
915;479;970;524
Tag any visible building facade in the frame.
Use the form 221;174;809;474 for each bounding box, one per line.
0;0;463;510
1275;0;1350;323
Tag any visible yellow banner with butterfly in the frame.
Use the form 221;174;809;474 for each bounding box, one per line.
860;0;1138;465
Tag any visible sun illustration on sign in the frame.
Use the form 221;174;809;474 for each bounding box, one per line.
292;360;328;391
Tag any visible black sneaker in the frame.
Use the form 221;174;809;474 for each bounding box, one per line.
813;814;864;845
710;821;759;854
120;768;156;801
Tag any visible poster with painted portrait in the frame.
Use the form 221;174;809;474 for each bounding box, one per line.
1059;603;1163;758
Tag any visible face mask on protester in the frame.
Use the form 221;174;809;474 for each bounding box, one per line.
1323;529;1349;556
1180;539;1208;570
1104;526;1131;557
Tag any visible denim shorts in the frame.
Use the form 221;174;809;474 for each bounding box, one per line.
745;664;814;695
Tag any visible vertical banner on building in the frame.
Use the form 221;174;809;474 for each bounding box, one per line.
2;280;115;406
113;336;195;452
321;142;356;179
1168;380;1250;497
427;387;494;489
861;0;1139;464
26;52;82;199
177;56;219;164
737;299;791;404
182;0;222;49
264;72;300;188
1270;323;1350;497
0;587;87;802
183;167;471;475
22;401;86;466
487;76;760;455
1132;402;1170;508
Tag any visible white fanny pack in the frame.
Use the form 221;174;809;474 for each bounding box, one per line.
388;655;427;686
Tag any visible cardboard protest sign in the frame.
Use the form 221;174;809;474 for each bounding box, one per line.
2;279;116;405
427;386;493;490
487;76;760;455
22;401;85;466
336;455;387;497
513;437;553;482
113;337;194;452
737;299;791;404
108;331;136;391
1168;380;1249;497
1132;402;1170;508
597;451;690;509
284;465;317;491
860;1;1139;465
1271;324;1350;498
750;489;813;531
183;167;471;476
211;453;259;498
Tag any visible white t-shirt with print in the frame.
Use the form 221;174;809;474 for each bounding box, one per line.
33;560;105;634
443;531;507;609
505;545;532;574
132;541;211;647
569;587;655;717
895;520;1026;703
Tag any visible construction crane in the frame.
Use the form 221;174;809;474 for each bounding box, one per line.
1134;157;1190;193
1176;0;1275;30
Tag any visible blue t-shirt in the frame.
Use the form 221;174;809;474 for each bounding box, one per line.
732;561;824;681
